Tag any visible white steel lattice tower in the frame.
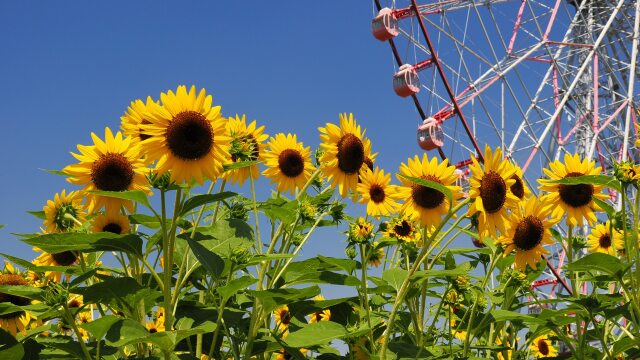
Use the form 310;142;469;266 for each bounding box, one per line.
372;0;640;302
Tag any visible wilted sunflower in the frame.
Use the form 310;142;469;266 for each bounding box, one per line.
273;305;292;337
262;133;315;194
64;127;150;214
397;154;462;227
367;242;385;267
467;146;520;236
538;153;607;226
42;190;87;233
586;221;624;256
140;85;231;184
505;161;530;201
308;295;331;323
497;196;559;271
0;273;34;336
120;96;158;160
223;114;268;186
32;249;81;283
530;334;557;358
91;212;130;235
357;167;401;217
386;214;422;244
319;113;373;198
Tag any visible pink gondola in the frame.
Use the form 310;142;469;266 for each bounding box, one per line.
371;8;399;41
416;117;443;150
393;64;420;97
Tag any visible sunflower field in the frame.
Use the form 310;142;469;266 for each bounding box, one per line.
2;85;640;359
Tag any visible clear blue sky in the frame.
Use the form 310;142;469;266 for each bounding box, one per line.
0;1;430;262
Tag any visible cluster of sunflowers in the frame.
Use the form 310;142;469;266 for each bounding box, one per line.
1;84;640;359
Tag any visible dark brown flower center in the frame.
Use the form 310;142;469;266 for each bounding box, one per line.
103;222;123;234
411;175;445;209
537;339;550;355
139;119;152;142
480;171;507;213
313;312;323;322
369;184;385;203
337;134;365;174
0;274;31;315
513;216;544;251
599;233;612;249
166;111;213;160
364;157;374;171
68;300;81;308
278;309;291;325
510;175;525;199
91;153;135;192
558;172;594;207
52;251;78;266
394;220;412;237
278;149;304;178
149;326;157;333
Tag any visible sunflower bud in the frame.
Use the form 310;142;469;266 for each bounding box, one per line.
228;198;249;221
348;217;374;244
613;161;640;186
230;247;251;266
148;171;173;190
345;244;357;259
329;201;346;224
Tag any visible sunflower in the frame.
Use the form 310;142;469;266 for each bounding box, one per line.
139;85;230;184
496;196;559;271
505;161;531;201
396;154;462;227
262;133;315;194
586;221;624;255
76;311;92;341
348;217;374;244
120;96;158;160
449;317;467;341
223;114;268;186
495;330;518;360
467;146;520;236
64;127;150;215
32;249;81;283
357;167;401;217
0;273;33;337
530;334;557;358
386;214;422;244
351;337;370;360
67;294;84;311
91;212;130;235
367;242;385;267
275;348;308;360
146;319;165;333
308;295;331;324
538;153;607;226
273;305;292;337
42;190;87;233
319;113;373;198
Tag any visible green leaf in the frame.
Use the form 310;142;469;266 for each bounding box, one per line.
285;321;347;348
36;335;86;359
613;337;640;355
180;191;237;216
260;197;297;224
76;276;161;310
382;268;408;292
177;219;253;258
593;198;615;217
129;214;165;229
250;286;321;313
27;210;46;220
0;253;37;270
81;315;121;340
318;255;358;273
40;168;68;176
103;318;149;347
0;328;24;360
485;310;544;324
283;270;360;287
414;262;472;280
565;252;626;276
546;174;621;192
0;303;26;317
217;276;257;301
397;173;453;206
223;160;260;171
87;190;151;209
185;237;225;279
23;232;143;256
0;285;43;301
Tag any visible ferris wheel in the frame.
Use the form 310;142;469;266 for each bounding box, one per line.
371;0;640;306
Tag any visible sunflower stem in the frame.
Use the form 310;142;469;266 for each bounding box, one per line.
159;189;173;360
379;198;470;360
359;243;375;349
62;303;92;360
249;168;262;254
209;264;234;359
